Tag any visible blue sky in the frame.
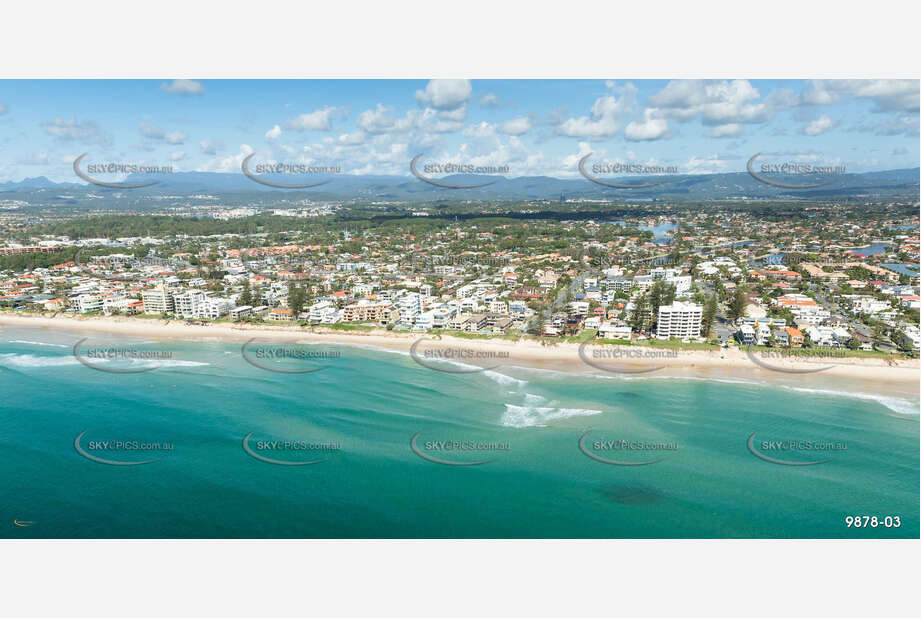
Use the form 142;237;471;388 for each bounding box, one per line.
0;79;917;182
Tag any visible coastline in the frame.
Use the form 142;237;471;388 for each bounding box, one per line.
2;311;919;404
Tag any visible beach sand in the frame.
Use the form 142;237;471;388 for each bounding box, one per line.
2;312;919;403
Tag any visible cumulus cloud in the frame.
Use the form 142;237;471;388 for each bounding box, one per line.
265;125;282;140
480;93;500;107
357;104;398;133
41;116;105;143
648;79;772;126
802;79;919;112
625;109;669;141
159;79;204;95
556;83;637;138
683;154;732;174
0;101;7;115
414;79;472;110
169;151;186;161
500;116;532;136
855;113;919;136
285;106;345;131
199;139;224;155
197;143;254;173
463;122;496;139
139;122;186;144
705;123;743;138
803;115;834;136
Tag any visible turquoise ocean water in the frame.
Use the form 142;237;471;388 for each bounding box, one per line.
1;325;918;538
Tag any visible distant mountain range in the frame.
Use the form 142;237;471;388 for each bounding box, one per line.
1;168;918;202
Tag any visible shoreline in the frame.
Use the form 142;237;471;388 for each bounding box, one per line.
2;312;919;404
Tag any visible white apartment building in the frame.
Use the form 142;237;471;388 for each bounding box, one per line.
69;293;104;314
141;285;175;314
195;298;234;320
173;290;207;319
598;322;632;340
102;294;129;315
308;301;337;323
656;301;703;340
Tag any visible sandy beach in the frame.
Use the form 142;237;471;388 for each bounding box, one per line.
2;311;919;402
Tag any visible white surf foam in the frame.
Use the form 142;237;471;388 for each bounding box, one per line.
501;404;603;428
8;340;69;348
777;384;920;416
0;353;79;367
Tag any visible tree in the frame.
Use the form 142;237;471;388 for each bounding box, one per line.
728;288;747;321
240;280;253;306
287;282;307;318
702;293;718;337
648;280;676;327
630;293;650;332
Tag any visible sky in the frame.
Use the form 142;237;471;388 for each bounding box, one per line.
0;79;918;183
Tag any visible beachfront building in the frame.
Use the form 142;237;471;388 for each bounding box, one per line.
195;297;234;320
69;293;104;314
341;299;400;325
656;302;703;340
173;289;206;319
141;285;175;314
267;308;293;322
598;321;632;340
737;323;756;345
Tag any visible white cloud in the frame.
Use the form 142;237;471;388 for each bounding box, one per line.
556;83;637;138
463;122;496;139
414;79;472;110
199;139;224;155
41;116;103;142
198;144;254;173
160;79;204;95
285;106;345;131
265;125;282;140
0;101;7;115
649;79;772;126
337;131;367;145
164;131;185;145
855;114;919;136
139;122;186;144
480;93;499;107
802;79;919;112
357;104;397;133
705;123;743;138
624;110;669;141
438;105;467;123
169;151;186;161
683;154;732;174
803;115;834;136
500;116;532;136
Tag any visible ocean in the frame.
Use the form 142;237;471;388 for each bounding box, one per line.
1;325;918;538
